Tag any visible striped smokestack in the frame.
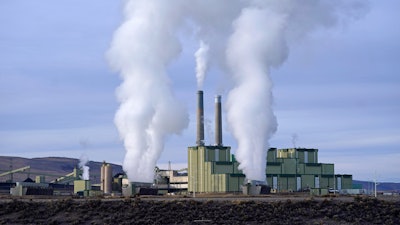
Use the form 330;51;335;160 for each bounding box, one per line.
215;95;222;146
196;90;204;146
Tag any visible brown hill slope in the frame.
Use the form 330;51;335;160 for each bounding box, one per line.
0;156;123;184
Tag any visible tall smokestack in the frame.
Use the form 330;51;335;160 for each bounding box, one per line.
215;95;222;146
196;90;205;146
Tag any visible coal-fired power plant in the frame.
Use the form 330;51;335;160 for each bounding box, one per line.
188;90;353;195
196;90;205;146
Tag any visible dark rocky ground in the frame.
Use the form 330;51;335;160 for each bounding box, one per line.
0;196;399;225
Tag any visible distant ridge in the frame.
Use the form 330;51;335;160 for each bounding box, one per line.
0;156;123;183
352;180;400;192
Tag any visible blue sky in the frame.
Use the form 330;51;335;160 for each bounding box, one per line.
0;1;399;182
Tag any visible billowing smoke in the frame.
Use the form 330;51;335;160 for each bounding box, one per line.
109;0;368;183
226;4;285;181
225;0;367;181
194;41;210;89
107;1;189;182
79;155;90;181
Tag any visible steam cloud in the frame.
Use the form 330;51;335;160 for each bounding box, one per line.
194;41;210;89
107;1;189;182
226;0;367;181
108;0;367;182
79;155;90;180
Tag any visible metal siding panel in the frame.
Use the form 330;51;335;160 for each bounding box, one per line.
211;175;215;192
322;164;334;175
199;147;205;192
209;164;214;192
267;165;281;174
216;175;221;192
298;163;305;174
226;147;231;161
218;149;225;161
216;164;233;174
214;175;219;192
223;175;227;192
302;175;314;189
305;164;322;175
208;149;215;162
298;151;304;163
319;177;329;189
283;158;296;174
280;177;288;191
188;148;198;193
287;177;296;191
342;176;353;189
228;176;240;192
267;149;276;162
204;162;209;192
188;148;192;192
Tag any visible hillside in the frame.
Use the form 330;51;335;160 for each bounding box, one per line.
353;180;400;192
0;156;123;184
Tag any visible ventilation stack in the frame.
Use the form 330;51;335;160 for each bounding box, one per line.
196;90;205;146
215;95;223;146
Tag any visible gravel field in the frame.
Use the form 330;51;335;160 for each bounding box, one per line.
0;195;399;224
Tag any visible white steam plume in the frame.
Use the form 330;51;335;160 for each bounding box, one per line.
79;155;90;180
225;0;368;181
226;6;281;181
107;1;189;182
194;40;210;89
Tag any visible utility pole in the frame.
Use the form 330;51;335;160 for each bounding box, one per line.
374;171;379;198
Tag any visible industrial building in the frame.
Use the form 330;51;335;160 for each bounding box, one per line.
156;167;188;194
188;91;245;193
1;161;120;197
267;148;352;193
7;168;81;196
188;145;245;193
188;90;353;194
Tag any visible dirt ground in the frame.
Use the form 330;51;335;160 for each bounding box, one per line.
0;195;399;224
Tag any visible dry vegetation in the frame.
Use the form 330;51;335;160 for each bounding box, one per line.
0;196;399;224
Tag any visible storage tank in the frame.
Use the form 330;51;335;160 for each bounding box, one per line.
101;162;113;194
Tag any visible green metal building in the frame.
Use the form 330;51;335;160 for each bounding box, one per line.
188;145;245;193
266;148;352;192
188;146;352;193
